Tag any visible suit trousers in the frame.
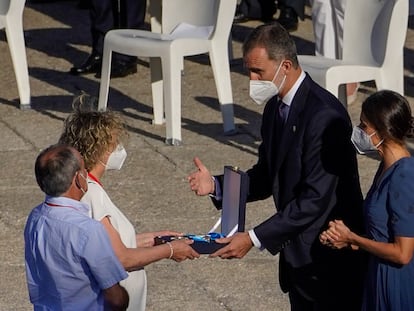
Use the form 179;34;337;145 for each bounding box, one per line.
237;0;277;20
309;0;346;58
278;0;306;20
90;0;146;60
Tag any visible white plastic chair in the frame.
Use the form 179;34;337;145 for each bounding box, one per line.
298;0;408;106
98;0;237;145
0;0;30;108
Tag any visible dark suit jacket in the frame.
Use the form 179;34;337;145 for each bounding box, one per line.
213;74;366;301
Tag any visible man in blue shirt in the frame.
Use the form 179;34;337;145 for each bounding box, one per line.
24;144;129;310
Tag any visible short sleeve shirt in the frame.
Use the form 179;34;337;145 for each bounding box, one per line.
24;196;128;311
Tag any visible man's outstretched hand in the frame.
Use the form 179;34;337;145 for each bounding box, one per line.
187;157;215;196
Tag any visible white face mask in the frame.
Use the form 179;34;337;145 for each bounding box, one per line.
103;145;127;170
351;126;383;154
249;60;286;105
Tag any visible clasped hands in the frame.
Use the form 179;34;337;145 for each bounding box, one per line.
319;220;354;249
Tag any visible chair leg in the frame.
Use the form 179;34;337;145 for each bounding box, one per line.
325;77;347;108
377;61;404;96
209;43;235;134
98;47;113;111
150;57;164;125
5;20;31;108
162;54;183;145
228;33;234;62
338;84;347;108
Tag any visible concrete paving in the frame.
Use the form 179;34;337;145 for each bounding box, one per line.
0;1;413;310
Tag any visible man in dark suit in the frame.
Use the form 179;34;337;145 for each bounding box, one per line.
188;23;366;311
69;0;146;78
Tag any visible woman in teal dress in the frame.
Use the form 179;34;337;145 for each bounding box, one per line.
320;90;414;311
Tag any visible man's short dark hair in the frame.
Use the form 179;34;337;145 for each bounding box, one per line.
35;144;81;197
242;22;299;68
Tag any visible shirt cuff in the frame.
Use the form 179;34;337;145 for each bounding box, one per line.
248;229;263;249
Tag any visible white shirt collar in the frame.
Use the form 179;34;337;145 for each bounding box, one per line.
280;70;306;107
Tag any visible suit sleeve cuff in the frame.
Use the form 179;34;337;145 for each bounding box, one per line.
208;176;222;200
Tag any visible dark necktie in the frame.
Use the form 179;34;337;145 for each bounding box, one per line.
278;101;289;125
274;100;287;147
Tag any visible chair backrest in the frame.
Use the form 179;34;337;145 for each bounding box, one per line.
148;0;236;43
342;0;408;66
0;0;26;29
161;0;218;33
0;0;10;16
0;0;25;18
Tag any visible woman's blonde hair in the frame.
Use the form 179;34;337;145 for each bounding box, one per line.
58;94;128;171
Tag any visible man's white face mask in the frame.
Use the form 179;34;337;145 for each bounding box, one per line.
249;60;286;105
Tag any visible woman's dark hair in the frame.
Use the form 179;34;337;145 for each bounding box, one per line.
362;90;414;144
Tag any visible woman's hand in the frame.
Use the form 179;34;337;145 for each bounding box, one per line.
319;220;354;249
169;239;200;262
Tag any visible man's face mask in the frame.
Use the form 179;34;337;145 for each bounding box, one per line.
351;126;383;154
249;60;286;105
76;170;88;194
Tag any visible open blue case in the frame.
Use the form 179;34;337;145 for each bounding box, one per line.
155;166;249;254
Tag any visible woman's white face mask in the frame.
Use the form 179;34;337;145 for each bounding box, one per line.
101;144;127;170
249;60;286;105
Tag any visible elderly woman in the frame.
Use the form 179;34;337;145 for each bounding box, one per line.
320;90;414;311
59;95;199;311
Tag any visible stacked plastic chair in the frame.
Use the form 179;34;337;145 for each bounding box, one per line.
298;0;408;106
98;0;237;145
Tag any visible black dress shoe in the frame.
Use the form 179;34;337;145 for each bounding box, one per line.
277;6;298;32
69;53;102;75
95;59;137;79
233;12;250;24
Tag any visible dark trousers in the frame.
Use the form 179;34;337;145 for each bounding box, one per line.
278;0;306;19
90;0;146;60
280;251;366;311
237;0;277;21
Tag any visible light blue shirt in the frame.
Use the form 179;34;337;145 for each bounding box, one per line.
24;196;128;311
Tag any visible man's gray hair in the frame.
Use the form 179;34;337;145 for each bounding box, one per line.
35;144;81;197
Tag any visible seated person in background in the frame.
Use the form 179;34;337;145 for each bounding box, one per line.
320;90;414;311
24;144;129;310
234;0;304;32
58;94;199;311
69;0;145;78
